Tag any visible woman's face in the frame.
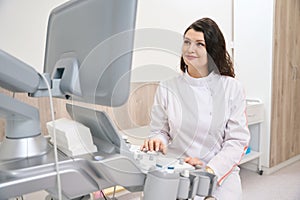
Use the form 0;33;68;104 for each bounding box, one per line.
182;29;208;76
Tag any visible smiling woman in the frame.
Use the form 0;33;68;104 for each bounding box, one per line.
141;17;249;200
182;30;208;78
180;18;234;79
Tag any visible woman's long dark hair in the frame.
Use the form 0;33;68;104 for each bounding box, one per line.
180;18;235;78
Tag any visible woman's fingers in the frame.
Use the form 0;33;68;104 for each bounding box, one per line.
184;157;203;166
148;139;154;151
184;157;191;162
140;139;167;154
160;142;167;154
140;139;148;151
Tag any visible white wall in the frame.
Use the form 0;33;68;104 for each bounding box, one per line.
234;0;274;167
0;0;68;73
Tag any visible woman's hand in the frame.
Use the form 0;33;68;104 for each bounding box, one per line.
184;157;204;168
140;138;167;154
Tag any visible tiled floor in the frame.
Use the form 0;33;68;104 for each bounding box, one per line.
18;160;300;200
241;160;300;200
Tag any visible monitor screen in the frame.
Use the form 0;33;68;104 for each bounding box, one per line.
44;0;137;106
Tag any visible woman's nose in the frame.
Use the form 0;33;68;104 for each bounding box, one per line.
187;43;196;52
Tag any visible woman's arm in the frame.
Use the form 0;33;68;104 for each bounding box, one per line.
206;81;250;185
140;83;170;154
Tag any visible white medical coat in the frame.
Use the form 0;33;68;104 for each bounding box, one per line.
150;71;250;199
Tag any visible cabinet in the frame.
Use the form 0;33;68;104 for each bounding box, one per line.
240;99;264;175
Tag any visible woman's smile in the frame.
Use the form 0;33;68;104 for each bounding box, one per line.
184;55;199;60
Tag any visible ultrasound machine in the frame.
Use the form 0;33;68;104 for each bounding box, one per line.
0;0;216;199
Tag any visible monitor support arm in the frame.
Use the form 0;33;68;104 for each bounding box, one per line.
0;92;49;160
0;50;81;160
0;50;42;138
0;93;40;139
29;55;82;99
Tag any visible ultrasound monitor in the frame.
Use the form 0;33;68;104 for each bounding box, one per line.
44;0;137;106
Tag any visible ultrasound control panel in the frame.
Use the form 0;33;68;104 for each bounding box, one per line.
129;144;195;173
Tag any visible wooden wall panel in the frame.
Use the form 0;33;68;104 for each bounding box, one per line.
0;88;11;141
113;82;158;130
270;0;300;167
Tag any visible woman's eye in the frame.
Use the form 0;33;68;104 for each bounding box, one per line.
183;40;190;45
196;42;205;47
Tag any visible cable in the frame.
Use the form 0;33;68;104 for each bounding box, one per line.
100;190;108;200
112;186;116;198
40;73;62;200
